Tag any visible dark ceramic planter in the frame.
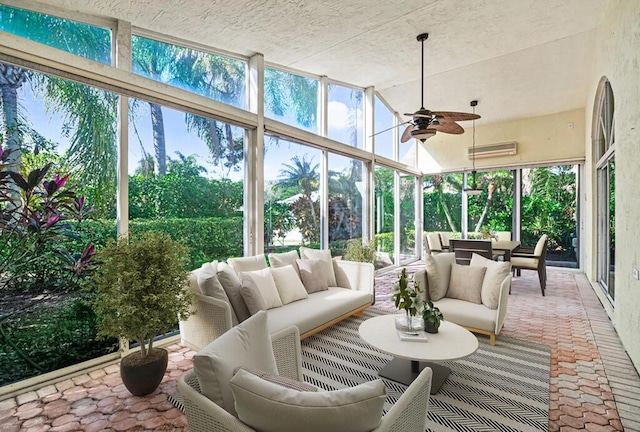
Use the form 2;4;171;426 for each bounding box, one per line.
424;321;439;334
120;348;168;396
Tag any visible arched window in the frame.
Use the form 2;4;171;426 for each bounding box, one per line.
593;78;615;301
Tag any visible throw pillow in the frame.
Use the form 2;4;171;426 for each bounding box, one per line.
470;253;511;309
267;250;300;277
424;253;455;301
446;263;487;304
270;265;308;304
187;269;201;294
241;268;283;310
217;262;251;322
296;259;329;294
239;280;267;315
193;311;278;416
227;254;267;273
230;369;386;432
198;261;239;325
233;367;317;392
299;247;337;287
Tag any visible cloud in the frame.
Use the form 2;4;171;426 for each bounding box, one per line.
328;101;350;130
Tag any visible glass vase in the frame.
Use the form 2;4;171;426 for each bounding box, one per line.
395;311;423;333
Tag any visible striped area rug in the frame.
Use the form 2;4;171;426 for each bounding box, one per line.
301;308;550;432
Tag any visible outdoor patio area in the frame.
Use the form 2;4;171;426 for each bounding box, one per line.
1;267;639;432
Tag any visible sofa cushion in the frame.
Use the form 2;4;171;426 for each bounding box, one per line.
239;280;267;315
217;262;251;322
297;258;329;294
193;311;278;416
266;288;371;335
228;254;267;273
241;268;283;310
425;253;455;301
299;247;337;287
433;297;497;333
268;250;300;277
270;265;308;304
447;263;486;304
233;367;317;392
230;369;385;432
470;253;511;310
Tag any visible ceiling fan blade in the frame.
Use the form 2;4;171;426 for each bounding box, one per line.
368;121;412;138
400;125;415;143
430;120;464;134
431;111;481;122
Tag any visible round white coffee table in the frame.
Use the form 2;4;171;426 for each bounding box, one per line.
359;314;478;393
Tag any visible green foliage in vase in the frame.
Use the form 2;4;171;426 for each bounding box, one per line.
91;231;194;361
343;239;376;264
422;301;444;329
391;268;422;318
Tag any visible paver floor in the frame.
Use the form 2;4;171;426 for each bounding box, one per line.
1;267;639;431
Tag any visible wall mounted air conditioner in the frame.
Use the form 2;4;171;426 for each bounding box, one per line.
467;141;517;159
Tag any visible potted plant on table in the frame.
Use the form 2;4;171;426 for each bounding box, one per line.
422;301;444;334
391;268;423;332
91;231;194;396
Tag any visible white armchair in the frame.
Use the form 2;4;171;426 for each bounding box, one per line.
179;324;433;432
414;252;510;345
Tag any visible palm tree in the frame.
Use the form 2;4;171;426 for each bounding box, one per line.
277;155;320;228
265;68;318;130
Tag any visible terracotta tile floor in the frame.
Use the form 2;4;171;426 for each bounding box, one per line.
1;267;639;431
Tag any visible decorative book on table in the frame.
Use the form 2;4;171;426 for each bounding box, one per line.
397;330;429;342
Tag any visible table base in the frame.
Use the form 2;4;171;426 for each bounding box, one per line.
379;358;450;394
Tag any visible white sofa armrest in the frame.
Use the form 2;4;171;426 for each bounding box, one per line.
333;260;374;296
373;367;432;432
179;293;234;351
494;273;511;336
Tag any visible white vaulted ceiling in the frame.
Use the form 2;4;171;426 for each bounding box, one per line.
32;0;606;126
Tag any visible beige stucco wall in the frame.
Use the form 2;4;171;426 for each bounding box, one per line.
584;0;640;372
416;109;585;174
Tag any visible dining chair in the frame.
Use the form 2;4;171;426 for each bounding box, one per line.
510;234;548;296
437;232;452;251
492;231;512;242
426;233;444;254
449;239;494;265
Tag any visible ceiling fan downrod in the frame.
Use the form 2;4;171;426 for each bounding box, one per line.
417;33;429;109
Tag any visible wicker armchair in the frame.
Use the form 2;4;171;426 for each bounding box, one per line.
178;325;433;432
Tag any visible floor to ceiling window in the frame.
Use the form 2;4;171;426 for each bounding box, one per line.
0;64;118;387
374;96;394;159
466;170;513;237
595;78;615;301
399;174;418;264
328;154;366;254
264;136;321;253
374;165;395;268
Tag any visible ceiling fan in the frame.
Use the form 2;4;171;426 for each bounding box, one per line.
394;33;481;143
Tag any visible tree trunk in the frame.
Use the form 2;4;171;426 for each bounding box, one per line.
1;75;24;209
208;119;221;161
441;199;458;232
474;199;491;232
149;102;166;176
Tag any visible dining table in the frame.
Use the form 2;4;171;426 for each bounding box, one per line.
491;240;521;261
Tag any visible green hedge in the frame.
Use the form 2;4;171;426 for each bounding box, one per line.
76;217;244;269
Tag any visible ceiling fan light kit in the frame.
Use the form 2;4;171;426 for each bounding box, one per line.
464;100;483;196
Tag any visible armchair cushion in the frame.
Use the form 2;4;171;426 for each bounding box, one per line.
230;369;386;432
424;253;454;301
233;367;317;392
446;263;486;304
268;250;301;277
271;265;308;304
470;253;511;310
300;247;337;287
193;311;278;417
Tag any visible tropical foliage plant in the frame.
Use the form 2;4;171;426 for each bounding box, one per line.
392;268;422;318
422;301;444;329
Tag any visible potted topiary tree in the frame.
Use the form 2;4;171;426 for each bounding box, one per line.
91;231;194;396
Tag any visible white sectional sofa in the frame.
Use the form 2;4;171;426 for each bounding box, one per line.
413;252;511;345
180;250;374;351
